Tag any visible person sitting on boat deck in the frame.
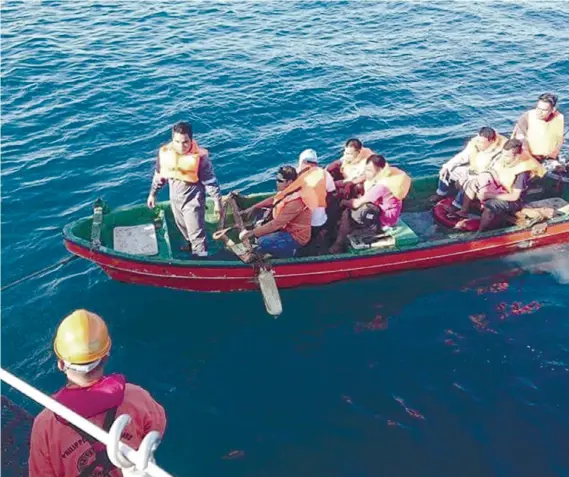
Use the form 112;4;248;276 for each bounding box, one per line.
239;166;312;258
326;138;374;197
512;93;565;162
430;126;507;206
329;154;411;254
242;149;335;250
451;139;546;233
296;148;337;252
147;121;222;258
29;309;166;477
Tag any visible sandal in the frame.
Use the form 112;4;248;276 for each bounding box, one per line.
428;194;444;204
447;211;469;220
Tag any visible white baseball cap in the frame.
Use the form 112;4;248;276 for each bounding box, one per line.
298;149;318;164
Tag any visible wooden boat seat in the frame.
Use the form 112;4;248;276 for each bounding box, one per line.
347;218;419;251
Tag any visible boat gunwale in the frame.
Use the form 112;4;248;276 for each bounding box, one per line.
62;175;569;269
65;222;569;281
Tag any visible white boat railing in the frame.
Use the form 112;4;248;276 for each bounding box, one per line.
0;368;175;477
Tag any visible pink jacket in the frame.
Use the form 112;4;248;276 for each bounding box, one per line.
29;375;166;477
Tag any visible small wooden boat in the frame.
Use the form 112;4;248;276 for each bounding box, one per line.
63;174;569;293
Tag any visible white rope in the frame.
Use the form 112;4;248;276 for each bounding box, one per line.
0;368;174;477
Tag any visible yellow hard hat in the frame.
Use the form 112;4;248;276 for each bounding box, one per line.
53;309;111;364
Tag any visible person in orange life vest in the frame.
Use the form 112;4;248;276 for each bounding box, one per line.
512;93;565;162
296;149;337;227
430;126;507;207
239;166;312;258
242;149;335;227
28;310;166;477
453;139;546;232
288;149;338;255
326;138;374;198
329;154;411;254
147;121;222;257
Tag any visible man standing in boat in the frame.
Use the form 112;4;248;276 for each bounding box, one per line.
147;121;222;257
29;309;167;477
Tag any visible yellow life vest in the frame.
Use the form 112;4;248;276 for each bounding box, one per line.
158;140;206;183
493;154;546;192
340;147;374;181
273;165;327;212
526;109;564;158
364;164;411;200
467;134;507;173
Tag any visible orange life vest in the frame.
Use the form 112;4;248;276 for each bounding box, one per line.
364;164;411;200
526;109;564;158
467;133;507;172
272;191;306;218
158;140;207;183
493;154;546;192
298;166;328;209
340;147;374;181
273;165;327;212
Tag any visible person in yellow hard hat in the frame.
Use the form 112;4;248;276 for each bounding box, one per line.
28;309;167;477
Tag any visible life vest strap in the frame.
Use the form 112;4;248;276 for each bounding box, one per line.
272;186;302;211
487;150;504;169
65;406;118;477
271;167;313;211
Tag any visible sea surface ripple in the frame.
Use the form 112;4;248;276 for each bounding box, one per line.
2;2;569;476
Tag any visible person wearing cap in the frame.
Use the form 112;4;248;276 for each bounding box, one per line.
241;150;336;254
147;121;223;257
28;310;166;477
512;93;565;162
296;148;337;228
295;148;337;253
239;166;312;258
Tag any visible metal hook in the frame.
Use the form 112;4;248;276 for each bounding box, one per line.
107;414;135;470
135;431;162;471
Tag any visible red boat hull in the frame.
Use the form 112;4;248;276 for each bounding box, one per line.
64;221;569;292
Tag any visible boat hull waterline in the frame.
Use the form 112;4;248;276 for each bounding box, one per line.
64;223;569;292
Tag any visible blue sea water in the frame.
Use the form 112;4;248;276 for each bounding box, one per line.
2;1;569;476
